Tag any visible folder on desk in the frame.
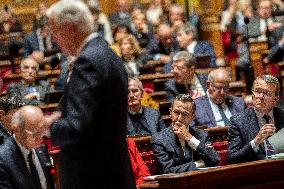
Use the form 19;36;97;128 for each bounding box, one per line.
268;127;284;153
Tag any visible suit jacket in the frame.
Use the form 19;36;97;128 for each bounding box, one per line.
108;11;131;28
193;95;246;128
164;73;208;101
151;127;220;174
141;37;180;64
7;80;51;105
50;35;135;189
267;42;284;63
23;31;60;57
228;107;284;164
0;137;54;189
127;106;166;136
162;41;216;73
194;41;217;68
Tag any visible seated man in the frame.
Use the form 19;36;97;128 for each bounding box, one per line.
193;68;246;128
228;75;284;164
0;105;54;188
127;77;166;136
23;16;61;69
7;57;52;105
163;23;217;72
164;51;207;101
151;94;220;174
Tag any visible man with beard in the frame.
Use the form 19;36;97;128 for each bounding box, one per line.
192;68;246;128
228;75;284;164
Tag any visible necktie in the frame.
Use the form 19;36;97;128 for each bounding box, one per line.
263;115;275;156
28;151;42;189
217;104;230;126
43;37;47;50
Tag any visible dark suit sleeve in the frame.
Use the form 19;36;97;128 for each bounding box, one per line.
50;57;101;147
164;80;175;102
151;140;197;173
195;133;220;167
267;43;284;63
204;42;217;67
0;162;13;189
227;116;257;164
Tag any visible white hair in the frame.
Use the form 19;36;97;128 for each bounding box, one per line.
47;0;94;34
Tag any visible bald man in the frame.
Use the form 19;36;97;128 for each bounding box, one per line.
0;105;55;189
192;68;246;128
142;23;179;64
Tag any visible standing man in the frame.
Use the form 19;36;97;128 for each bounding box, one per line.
228;75;284;164
193;68;246;128
46;1;135;189
151;94;220;174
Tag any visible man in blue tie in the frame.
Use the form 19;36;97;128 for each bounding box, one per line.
193;68;246;128
228;75;284;164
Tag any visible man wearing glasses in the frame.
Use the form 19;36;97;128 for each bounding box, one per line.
193;68;246;128
228;75;284;164
164;51;208;101
151;94;220;173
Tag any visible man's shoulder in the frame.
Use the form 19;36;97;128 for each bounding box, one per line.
0;137;15;159
151;127;171;143
230;108;254;123
227;95;245;104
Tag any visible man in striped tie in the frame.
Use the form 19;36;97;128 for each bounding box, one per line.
228;75;284;164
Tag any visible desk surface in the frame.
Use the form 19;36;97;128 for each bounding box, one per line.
140;158;284;189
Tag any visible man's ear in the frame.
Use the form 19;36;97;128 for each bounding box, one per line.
11;124;17;134
206;81;210;88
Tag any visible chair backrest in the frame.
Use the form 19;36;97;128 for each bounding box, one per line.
129;135;158;175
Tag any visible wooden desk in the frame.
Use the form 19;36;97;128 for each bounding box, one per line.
140;158;284;189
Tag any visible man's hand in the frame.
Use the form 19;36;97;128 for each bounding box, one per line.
24;93;39;100
45;111;61;127
159;55;171;63
172;122;192;141
31;51;44;63
254;124;276;146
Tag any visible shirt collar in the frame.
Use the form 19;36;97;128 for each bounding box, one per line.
128;107;143;115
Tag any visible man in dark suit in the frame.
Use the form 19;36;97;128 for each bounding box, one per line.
7;57;51;105
164;51;207;101
127;77;165;136
176;23;216;67
0;105;54;189
151;94;220;174
141;23;180;64
46;1;135;189
108;0;132;28
228;75;284;164
193;68;246;128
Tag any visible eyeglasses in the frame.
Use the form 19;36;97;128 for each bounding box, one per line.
171;109;191;117
252;88;275;97
171;65;187;71
210;83;229;93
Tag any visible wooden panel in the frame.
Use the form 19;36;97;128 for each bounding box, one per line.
140;158;284;189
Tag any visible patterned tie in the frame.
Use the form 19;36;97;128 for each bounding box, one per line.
217;104;230;126
263;115;275;156
28;150;42;189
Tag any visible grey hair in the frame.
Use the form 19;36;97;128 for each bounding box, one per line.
20;57;39;71
253;75;280;96
46;0;94;34
177;23;198;40
207;68;232;83
11;110;24;129
173;51;196;68
128;77;144;92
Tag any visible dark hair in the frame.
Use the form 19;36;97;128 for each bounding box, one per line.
253;75;280;96
172;94;196;113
